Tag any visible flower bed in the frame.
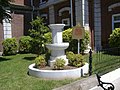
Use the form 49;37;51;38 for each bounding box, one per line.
28;63;89;80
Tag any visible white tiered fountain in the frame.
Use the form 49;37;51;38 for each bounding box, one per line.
46;24;69;67
28;24;89;80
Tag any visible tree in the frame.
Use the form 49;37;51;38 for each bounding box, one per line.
0;0;13;23
29;17;49;55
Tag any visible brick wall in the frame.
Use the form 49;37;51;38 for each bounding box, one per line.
101;0;120;48
89;0;120;49
11;13;24;40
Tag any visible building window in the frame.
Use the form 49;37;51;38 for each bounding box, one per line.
3;18;12;39
112;14;120;30
41;14;48;25
62;18;70;26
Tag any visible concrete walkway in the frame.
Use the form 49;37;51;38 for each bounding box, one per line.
54;68;120;90
90;68;120;90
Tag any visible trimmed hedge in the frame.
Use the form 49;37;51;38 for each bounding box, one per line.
2;38;18;55
109;28;120;47
19;36;32;53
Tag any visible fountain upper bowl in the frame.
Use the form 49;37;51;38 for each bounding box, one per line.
46;43;69;50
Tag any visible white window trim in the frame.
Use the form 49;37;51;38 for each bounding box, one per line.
62;18;70;26
3;18;12;39
108;2;120;11
59;7;70;16
112;14;120;30
41;14;48;19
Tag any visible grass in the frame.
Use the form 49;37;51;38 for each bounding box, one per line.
0;54;76;90
89;52;120;75
0;52;120;90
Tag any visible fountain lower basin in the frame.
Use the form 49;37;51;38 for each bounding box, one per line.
28;63;89;80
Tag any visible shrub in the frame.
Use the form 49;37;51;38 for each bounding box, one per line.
2;38;18;55
109;28;120;47
66;51;85;67
44;32;52;44
73;54;85;67
29;16;49;55
66;51;75;64
81;30;90;53
35;55;47;68
54;58;66;70
19;36;32;53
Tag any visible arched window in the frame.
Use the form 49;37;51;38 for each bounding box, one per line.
59;7;70;16
59;7;70;26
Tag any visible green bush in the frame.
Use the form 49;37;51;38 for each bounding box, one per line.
54;58;66;70
19;36;32;53
73;54;85;67
35;55;47;68
66;51;75;64
66;51;85;67
2;38;18;55
44;32;52;44
109;28;120;47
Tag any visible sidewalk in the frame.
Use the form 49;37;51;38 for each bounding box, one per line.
53;68;120;90
90;68;120;90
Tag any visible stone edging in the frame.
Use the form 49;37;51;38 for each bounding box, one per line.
28;63;89;80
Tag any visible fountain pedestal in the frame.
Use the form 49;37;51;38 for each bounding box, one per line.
46;24;69;67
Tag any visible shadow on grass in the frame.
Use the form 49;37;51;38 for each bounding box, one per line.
23;56;36;61
0;57;11;62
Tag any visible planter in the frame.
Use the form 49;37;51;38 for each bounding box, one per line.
28;63;89;80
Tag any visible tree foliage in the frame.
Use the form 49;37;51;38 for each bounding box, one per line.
0;0;13;23
29;17;49;55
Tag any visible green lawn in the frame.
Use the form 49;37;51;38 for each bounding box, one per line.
91;52;120;75
0;54;75;90
0;53;120;90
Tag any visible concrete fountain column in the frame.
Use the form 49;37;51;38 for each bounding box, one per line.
46;24;69;67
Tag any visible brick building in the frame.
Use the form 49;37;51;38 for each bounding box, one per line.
0;0;40;52
39;0;89;28
89;0;120;50
0;0;89;52
1;0;120;52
